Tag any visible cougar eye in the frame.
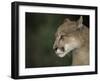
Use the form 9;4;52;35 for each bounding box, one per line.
60;35;65;39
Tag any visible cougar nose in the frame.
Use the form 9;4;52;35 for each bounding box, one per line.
53;46;64;52
53;45;57;51
54;47;58;51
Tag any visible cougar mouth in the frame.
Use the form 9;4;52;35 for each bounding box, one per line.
55;44;76;58
55;48;74;58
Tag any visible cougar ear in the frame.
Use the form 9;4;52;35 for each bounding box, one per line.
77;16;83;28
64;18;71;22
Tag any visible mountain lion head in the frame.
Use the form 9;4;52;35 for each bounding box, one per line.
53;16;85;58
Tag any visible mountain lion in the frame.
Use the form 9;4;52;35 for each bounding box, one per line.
53;16;89;65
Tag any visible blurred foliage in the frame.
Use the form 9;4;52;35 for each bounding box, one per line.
25;13;89;68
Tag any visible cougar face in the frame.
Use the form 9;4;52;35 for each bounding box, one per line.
53;17;83;58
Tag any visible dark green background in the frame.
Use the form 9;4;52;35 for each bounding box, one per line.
25;13;89;68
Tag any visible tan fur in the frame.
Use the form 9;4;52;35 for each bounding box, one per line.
53;16;89;65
